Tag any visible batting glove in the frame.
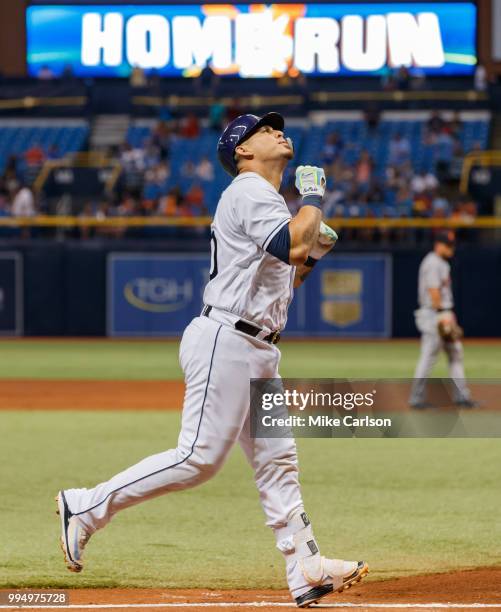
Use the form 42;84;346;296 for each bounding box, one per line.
295;165;326;201
309;221;339;260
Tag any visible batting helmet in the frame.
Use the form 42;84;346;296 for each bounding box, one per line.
217;112;285;177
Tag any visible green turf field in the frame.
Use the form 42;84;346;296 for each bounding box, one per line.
0;339;500;379
1;340;500;589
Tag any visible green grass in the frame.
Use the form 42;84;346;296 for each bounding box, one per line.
0;340;500;588
0;340;500;379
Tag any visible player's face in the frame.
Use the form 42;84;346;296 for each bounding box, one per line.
242;125;293;162
444;244;455;258
436;242;455;259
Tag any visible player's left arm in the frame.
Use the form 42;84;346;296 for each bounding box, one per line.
266;165;337;279
293;222;338;288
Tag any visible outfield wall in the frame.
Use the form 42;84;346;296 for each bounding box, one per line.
0;241;498;338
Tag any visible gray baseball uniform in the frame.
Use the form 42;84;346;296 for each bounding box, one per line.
409;251;471;405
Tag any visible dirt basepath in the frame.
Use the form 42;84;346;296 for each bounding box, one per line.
0;380;185;410
0;380;500;411
3;568;500;610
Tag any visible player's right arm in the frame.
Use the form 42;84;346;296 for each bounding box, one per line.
428;287;442;310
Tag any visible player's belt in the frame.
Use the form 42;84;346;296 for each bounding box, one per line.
202;305;281;344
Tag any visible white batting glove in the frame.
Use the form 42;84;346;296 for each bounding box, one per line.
295;165;326;199
309;221;338;260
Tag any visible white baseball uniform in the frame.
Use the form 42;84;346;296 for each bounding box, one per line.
63;171;320;598
409;251;471;404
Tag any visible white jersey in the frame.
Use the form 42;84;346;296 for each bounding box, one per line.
418;251;453;309
203;171;295;332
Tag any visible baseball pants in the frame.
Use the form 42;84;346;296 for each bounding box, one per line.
409;308;471;404
64;315;303;534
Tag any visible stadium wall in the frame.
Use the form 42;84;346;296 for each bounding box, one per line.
0;242;498;338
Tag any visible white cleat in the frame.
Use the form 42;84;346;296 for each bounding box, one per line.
295;560;369;608
55;491;91;573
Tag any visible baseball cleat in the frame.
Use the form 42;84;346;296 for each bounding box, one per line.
454;399;480;409
295;561;369;608
55;490;90;573
409;401;436;410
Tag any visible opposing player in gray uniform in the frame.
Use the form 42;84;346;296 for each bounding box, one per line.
55;112;368;608
409;232;477;409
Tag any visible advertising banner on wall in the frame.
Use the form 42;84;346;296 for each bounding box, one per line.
287;254;392;337
0;253;23;336
27;3;477;78
107;253;391;337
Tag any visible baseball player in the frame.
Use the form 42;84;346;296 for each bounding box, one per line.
409;231;477;409
56;112;368;608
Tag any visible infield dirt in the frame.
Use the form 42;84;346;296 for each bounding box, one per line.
5;568;501;610
0;380;500;411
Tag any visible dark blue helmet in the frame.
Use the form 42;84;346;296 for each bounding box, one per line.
217;112;285;177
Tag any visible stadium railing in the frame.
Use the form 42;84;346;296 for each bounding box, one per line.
1;216;500;229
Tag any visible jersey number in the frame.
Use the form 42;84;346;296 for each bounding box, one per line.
209;230;218;280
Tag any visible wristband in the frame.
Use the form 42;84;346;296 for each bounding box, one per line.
304;256;318;268
301;195;323;209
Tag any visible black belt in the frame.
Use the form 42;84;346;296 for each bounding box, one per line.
202;305;281;344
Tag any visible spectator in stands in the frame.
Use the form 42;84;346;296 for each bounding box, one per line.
142;163;167;201
184;182;207;216
426;111;445;140
158;186;183;216
180;112;200;139
96;200;111;220
25;142;45;167
411;171;439;194
447;111;463;139
452;195;477;220
38;64;55;80
195;156;214;182
388;133;410;166
151;121;171;160
120;143;145;172
355;150;374;189
367;178;384;204
395;186;413;215
154;160;170;185
433;130;454;181
117;192;139;217
412;190;432;217
322;132;344;166
431;192;450;217
11;184;35;217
